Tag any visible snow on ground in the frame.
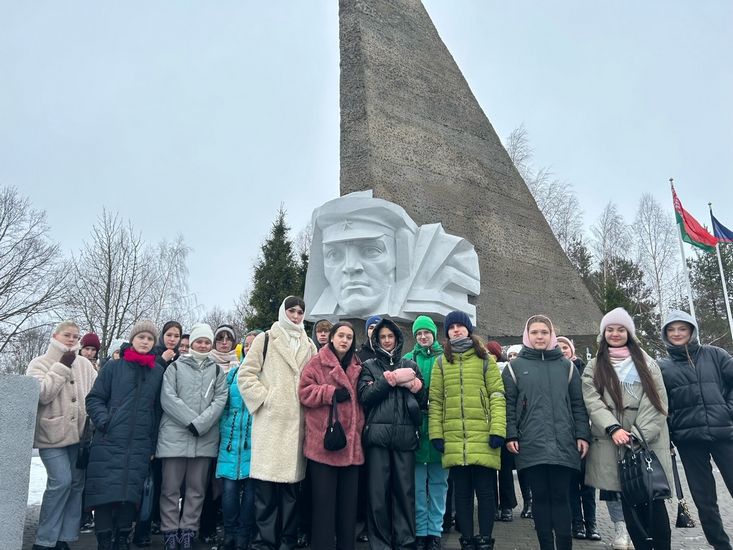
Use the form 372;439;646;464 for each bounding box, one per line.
28;456;47;506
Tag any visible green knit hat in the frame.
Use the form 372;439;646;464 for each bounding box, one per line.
412;315;437;338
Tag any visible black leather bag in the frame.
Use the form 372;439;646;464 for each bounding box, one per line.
618;428;671;506
324;399;347;451
138;465;154;522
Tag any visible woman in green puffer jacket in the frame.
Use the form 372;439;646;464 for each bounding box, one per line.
403;315;446;550
429;311;506;550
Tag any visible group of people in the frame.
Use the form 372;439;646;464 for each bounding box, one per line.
26;296;733;550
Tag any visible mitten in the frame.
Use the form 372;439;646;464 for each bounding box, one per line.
334;388;350;402
60;352;76;367
187;423;200;437
431;439;445;453
407;378;423;394
392;367;416;384
489;435;505;449
383;371;397;386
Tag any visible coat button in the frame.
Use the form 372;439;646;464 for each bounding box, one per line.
72;397;77;403
70;380;75;384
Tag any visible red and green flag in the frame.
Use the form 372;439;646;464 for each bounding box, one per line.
672;185;717;252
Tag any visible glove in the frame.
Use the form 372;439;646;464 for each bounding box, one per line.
393;367;416;384
187;423;200;437
431;439;445;453
60;352;76;367
383;371;397;386
406;378;423;394
489;435;505;449
334;388;350;402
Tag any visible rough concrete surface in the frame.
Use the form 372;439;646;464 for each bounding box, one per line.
339;0;602;342
1;374;39;550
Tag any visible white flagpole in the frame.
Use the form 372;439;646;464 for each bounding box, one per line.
709;203;733;341
671;179;698;324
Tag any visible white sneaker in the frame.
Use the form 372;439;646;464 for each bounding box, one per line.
613;521;633;550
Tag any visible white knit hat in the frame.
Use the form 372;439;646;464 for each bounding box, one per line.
599;307;636;339
189;323;214;344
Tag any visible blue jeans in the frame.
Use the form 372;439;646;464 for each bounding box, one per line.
221;478;255;542
36;444;84;547
415;462;449;537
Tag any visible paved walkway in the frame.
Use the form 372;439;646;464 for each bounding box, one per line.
23;462;727;549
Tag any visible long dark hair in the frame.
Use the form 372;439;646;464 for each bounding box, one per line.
444;335;488;363
594;337;666;416
327;321;357;368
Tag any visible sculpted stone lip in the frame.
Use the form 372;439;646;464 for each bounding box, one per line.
342;281;369;289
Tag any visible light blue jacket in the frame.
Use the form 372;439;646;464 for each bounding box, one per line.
216;366;252;480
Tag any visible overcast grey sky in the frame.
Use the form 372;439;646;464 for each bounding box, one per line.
2;1;731;314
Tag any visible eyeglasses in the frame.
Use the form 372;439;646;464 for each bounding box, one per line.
286;308;305;315
216;334;234;341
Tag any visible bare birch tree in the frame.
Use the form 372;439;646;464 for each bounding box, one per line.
632;193;680;318
0;186;66;354
504;125;584;253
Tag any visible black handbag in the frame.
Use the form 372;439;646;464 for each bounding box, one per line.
323;399;347;451
76;417;94;469
618;428;671;506
138;465;154;522
672;452;695;528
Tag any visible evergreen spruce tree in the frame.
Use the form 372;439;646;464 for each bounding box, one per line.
689;246;733;349
245;206;301;330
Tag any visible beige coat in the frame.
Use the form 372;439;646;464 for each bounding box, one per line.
26;338;97;449
582;354;673;493
238;322;316;483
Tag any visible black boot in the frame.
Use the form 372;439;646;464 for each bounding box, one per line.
115;529;132;550
556;534;573;550
520;500;532;519
473;536;494;550
416;536;427;550
572;521;586;539
585;521;601;541
161;531;178;550
500;508;513;522
222;534;237;550
536;531;555;550
426;535;442;550
96;530;114;550
459;536;475;550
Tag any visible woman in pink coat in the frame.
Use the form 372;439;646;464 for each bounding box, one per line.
299;322;365;550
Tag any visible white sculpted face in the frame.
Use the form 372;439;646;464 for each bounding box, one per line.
323;236;396;315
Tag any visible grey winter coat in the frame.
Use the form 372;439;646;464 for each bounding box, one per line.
503;346;590;472
582;354;673;493
658;310;733;444
156;354;228;458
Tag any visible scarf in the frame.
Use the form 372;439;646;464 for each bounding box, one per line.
123;347;156;368
190;349;211;364
210;349;238;371
277;303;305;357
609;347;640;400
450;337;473;354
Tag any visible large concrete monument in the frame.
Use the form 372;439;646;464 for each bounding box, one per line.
304;190;480;323
339;0;601;339
0;374;39;549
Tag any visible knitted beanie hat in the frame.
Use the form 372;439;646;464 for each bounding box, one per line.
444;310;473;338
556;336;576;359
108;338;127;357
506;344;522;357
80;332;101;351
190;323;215;344
128;320;157;343
365;315;383;332
214;324;237;342
600;307;636;340
412;315;437;338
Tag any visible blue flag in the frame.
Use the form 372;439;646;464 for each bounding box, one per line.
712;213;733;243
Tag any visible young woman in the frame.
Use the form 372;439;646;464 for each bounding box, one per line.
212;324;240;373
216;338;255;550
503;315;590;550
84;320;164;550
582;307;672;550
429;311;505;550
299;321;365;550
27;321;97;550
659;309;733;550
359;318;427;550
157;323;228;550
403;316;447;550
154;321;183;367
238;296;317;550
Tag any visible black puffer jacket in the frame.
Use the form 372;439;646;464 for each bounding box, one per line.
659;310;733;443
357;340;377;364
358;319;427;451
84;345;164;508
